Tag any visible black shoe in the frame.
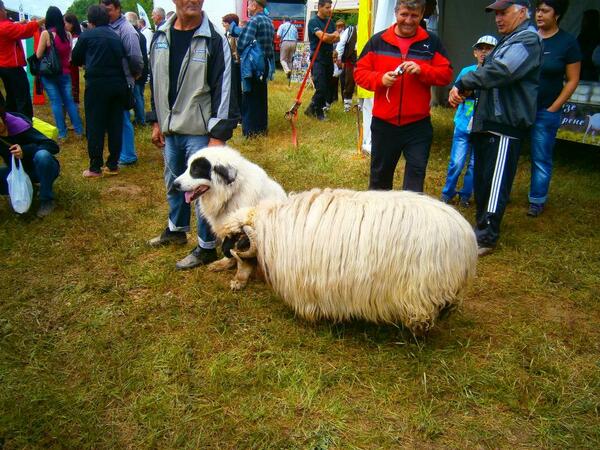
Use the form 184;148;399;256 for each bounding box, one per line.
304;106;317;118
175;246;218;270
36;200;55;218
459;198;471;208
148;227;187;247
527;203;544;217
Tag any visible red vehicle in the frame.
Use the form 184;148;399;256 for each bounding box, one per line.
268;0;307;54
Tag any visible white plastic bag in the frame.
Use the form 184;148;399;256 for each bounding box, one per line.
6;155;33;214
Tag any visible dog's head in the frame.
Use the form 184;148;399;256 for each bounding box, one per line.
173;148;238;204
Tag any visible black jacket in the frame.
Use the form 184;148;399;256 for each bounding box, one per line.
455;21;542;139
0;114;59;176
71;26;127;81
135;29;149;86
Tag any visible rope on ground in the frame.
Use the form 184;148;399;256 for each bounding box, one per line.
284;0;338;148
353;103;365;159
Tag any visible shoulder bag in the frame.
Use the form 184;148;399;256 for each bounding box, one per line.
39;32;62;77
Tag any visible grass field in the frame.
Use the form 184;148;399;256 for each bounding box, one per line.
1;73;599;449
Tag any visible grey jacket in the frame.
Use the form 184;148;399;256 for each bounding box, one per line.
456;21;542;139
148;13;239;140
109;15;143;84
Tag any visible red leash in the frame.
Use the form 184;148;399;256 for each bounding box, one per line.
285;3;338;147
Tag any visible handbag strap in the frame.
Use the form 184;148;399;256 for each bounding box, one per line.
46;30;56;52
280;22;293;42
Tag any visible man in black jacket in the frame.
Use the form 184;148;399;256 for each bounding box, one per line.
126;11;149;126
0;93;60;217
449;0;542;256
72;5;128;177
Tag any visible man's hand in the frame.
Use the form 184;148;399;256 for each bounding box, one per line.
336;59;343;69
382;71;398;87
151;123;165;148
208;138;225;147
10;144;23;159
399;61;421;75
448;86;466;108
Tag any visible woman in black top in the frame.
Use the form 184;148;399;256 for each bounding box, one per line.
72;4;128;177
64;13;82;103
528;0;581;217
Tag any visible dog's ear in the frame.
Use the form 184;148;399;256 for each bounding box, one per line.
213;164;237;185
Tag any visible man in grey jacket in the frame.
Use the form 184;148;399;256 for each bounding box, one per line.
449;0;542;256
147;0;239;270
102;0;143;166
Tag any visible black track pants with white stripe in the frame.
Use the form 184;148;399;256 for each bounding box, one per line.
472;132;522;247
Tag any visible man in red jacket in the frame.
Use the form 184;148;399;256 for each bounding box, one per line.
355;0;452;192
0;0;43;118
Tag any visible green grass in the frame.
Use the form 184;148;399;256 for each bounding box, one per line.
1;73;599;449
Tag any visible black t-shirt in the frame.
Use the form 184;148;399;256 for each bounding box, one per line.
308;14;335;62
168;26;198;108
538;29;581;109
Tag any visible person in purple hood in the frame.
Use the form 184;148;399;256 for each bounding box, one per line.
0;93;60;217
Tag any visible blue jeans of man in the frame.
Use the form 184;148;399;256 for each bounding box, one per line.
119;110;137;164
42;74;83;139
163;134;216;249
529;108;561;205
0;150;60;201
442;127;474;201
133;83;145;125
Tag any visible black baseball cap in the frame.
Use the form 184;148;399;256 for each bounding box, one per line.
486;0;530;12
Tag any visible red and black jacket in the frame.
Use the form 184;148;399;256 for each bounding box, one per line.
0;19;39;68
355;25;453;126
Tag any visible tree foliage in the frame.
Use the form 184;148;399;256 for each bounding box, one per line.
66;0;155;23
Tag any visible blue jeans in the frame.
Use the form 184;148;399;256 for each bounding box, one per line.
0;150;60;201
133;83;145;125
163;134;216;249
119;110;137;164
42;74;83;139
529;108;561;204
441;127;474;201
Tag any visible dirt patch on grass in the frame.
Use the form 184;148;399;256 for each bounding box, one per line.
105;184;144;197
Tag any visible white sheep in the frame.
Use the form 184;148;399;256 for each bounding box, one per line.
221;188;478;334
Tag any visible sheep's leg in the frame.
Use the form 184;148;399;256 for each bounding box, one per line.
230;252;255;291
207;257;236;272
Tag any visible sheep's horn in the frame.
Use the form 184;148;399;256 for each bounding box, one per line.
235;225;258;258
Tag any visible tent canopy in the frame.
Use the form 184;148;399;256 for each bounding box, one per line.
437;0;600;76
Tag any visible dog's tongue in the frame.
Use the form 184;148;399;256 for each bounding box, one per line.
184;191;193;204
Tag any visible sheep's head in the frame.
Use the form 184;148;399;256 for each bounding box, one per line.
223;225;258;260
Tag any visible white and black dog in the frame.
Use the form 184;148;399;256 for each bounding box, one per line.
173;146;287;289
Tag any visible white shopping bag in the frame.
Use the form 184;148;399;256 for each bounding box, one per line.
7;155;33;214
